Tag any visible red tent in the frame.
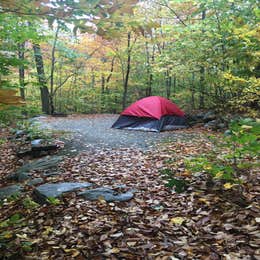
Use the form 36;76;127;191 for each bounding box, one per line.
121;96;184;119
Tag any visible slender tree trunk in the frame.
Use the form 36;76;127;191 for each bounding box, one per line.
122;32;132;109
106;56;115;92
18;42;25;100
49;24;60;114
145;41;152;96
190;72;195;109
101;74;105;94
173;75;176;94
199;9;206;109
91;69;95;88
33;43;50;114
165;69;171;98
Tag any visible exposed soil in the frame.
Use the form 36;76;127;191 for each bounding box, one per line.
37;114;201;152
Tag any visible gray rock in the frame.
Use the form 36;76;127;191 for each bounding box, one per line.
6;171;31;182
15;130;26;138
18;172;31;182
224;130;232;136
34;182;93;204
204;119;220;129
0;185;22;199
203;111;217;123
27;178;44;186
6;172;18;181
204;120;226;130
79;187;134;202
17;155;63;173
217;123;226;129
43;171;62;177
31;139;44;147
196;112;205;119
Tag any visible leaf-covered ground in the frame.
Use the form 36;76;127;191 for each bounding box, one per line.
0;124;259;259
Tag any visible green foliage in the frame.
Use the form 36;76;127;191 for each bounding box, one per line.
160;168;188;193
15;120;53;141
22;197;40;209
47;197;61;205
0;214;23;229
186;118;260;185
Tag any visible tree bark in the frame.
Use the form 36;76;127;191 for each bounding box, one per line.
122;32;132;110
49;23;60;114
190;72;195;109
165;69;171;98
145;41;152;96
106;56;115;92
199;9;206;109
101;74;105;94
33;43;50;114
18;42;25;100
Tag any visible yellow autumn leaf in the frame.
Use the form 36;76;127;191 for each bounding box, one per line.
198;198;210;205
105;247;120;255
170;217;185;225
223;183;234;189
215;171;224;178
43;226;53;236
64;248;80;257
203;165;212;170
16;233;28;239
241;125;253;130
4;232;13;239
111;248;120;254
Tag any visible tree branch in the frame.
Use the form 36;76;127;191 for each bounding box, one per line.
156;1;187;26
53;73;75;96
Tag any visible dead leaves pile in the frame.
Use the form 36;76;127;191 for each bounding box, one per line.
0;130;259;259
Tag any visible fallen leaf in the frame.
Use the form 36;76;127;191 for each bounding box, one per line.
170;217;185;225
224;183;234;189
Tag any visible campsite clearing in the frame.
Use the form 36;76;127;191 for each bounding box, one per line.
38;114;200;151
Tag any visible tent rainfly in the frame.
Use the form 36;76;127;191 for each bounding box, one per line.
112;96;187;132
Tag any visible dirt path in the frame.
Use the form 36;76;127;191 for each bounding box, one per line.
37;114;198;152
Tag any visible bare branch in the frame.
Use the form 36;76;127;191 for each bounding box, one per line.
53;73;75;96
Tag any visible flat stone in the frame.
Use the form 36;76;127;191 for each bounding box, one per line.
33;182;93;204
31;139;44;147
203;111;217;123
31;141;58;151
15;130;27;138
0;185;22;199
43;171;62;177
18;172;31;182
27;178;44;186
17;156;64;173
6;171;31;182
79;187;134;202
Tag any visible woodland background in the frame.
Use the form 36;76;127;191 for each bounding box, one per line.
0;0;259;121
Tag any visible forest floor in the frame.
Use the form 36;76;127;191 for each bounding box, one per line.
0;115;259;259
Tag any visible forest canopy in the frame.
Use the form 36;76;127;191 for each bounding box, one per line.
0;0;259;119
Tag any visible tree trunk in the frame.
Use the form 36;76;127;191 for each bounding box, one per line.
165;69;171;98
190;72;195;109
49;24;60;114
101;74;105;94
106;56;115;92
145;41;152;96
33;43;50;114
18;42;25;100
173;75;176;94
91;69;95;88
199;9;206;109
122;32;132;110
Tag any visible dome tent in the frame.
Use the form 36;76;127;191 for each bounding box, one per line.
112;96;187;132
